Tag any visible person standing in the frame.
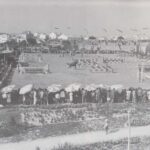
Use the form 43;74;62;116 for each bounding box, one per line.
107;88;111;103
82;89;86;103
33;90;37;105
60;90;66;103
132;90;136;103
95;88;100;103
147;90;150;102
22;94;26;105
136;88;142;103
2;93;7;105
142;90;148;102
69;92;73;103
138;64;143;83
104;119;109;135
43;89;49;105
110;88;115;103
6;93;11;104
55;92;60;103
39;89;44;105
91;91;96;103
48;92;52;104
126;89;131;102
17;63;20;73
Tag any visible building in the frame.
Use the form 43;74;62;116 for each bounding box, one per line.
16;33;27;43
0;34;9;44
39;33;47;41
58;34;68;40
49;32;57;40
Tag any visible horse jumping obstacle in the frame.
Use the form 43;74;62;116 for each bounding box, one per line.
19;64;49;74
103;57;124;63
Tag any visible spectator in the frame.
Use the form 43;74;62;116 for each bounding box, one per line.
69;92;73;103
39;89;44;104
126;89;131;102
33;89;37;105
55;92;60;103
43;89;49;105
60;89;66;103
104;119;109;135
82;89;86;103
48;92;54;104
6;93;11;104
2;93;7;105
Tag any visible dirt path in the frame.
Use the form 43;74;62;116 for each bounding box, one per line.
0;125;150;150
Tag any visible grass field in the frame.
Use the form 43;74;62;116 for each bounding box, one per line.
11;53;150;89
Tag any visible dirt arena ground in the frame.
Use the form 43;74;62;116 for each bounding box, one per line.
11;53;150;89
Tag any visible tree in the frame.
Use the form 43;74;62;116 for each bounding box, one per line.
19;40;27;47
27;37;37;46
26;32;37;46
7;39;18;49
62;40;72;51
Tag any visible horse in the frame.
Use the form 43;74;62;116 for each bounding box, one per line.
67;60;78;69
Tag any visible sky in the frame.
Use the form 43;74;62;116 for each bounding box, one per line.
0;0;150;37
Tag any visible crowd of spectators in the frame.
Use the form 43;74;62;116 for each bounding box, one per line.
0;86;150;106
0;59;13;86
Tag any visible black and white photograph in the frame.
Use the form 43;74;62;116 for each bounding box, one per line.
1;0;150;149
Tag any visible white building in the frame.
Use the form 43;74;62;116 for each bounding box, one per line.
16;33;27;43
33;32;39;37
39;33;47;41
58;34;68;40
49;32;57;40
0;34;9;44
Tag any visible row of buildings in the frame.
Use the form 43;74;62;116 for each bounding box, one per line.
1;30;150;44
0;31;150;55
0;32;69;44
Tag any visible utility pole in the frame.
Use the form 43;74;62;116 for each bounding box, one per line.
128;110;131;150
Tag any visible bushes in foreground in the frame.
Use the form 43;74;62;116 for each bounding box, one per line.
50;137;148;150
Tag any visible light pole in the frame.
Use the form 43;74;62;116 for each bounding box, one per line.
127;110;131;150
